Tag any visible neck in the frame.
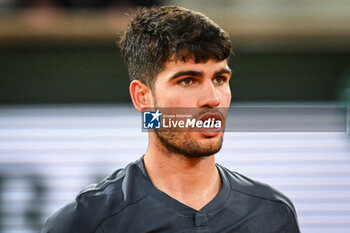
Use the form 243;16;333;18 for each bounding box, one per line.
143;135;221;210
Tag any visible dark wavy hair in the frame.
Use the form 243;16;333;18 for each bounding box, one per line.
119;6;232;89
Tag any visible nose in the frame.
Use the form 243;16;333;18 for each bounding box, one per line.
197;80;220;108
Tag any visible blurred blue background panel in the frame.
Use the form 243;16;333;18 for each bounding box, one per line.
1;0;350;232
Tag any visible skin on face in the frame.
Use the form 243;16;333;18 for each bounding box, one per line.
153;59;231;108
150;58;232;158
129;58;232;209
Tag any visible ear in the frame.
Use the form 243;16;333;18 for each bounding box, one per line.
129;80;154;112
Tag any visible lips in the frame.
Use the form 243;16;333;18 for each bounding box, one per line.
198;112;223;125
197;112;224;137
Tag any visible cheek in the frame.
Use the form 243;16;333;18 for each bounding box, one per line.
153;89;182;107
162;97;182;107
220;86;231;101
227;87;232;100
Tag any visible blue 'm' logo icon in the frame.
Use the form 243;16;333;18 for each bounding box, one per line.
143;110;161;129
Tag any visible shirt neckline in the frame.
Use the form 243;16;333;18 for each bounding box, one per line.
135;156;231;215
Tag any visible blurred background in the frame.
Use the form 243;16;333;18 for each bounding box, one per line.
1;0;350;232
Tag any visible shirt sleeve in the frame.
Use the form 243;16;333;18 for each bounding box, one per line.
41;202;80;233
94;226;105;233
286;204;301;233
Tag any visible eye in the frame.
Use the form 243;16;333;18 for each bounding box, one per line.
213;76;227;85
179;77;194;86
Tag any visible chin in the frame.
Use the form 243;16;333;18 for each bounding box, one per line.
155;130;224;158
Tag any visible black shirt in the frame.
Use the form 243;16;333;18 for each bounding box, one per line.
41;157;300;233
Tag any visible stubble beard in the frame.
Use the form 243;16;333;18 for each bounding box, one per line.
153;97;224;158
155;130;224;158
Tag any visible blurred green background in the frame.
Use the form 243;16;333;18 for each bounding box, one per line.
2;46;350;103
1;0;350;104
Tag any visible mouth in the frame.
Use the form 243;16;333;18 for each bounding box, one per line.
197;112;224;137
199;112;223;122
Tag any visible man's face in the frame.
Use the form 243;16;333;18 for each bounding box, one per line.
150;58;232;158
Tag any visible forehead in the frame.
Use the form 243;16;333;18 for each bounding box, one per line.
156;59;229;80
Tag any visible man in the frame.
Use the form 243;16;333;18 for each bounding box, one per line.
42;6;300;233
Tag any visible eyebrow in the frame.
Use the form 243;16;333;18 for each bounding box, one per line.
168;71;203;81
168;68;232;81
214;68;232;77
